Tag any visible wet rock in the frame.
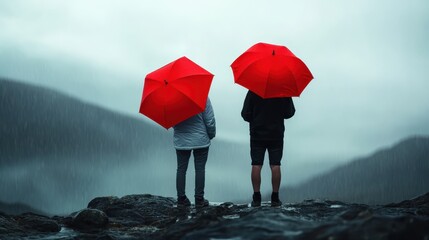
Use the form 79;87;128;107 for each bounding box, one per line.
174;208;314;240
88;194;176;228
152;203;249;240
15;212;60;232
71;208;109;230
1;192;429;239
339;205;373;221
0;212;60;239
0;212;21;234
386;192;429;209
153;194;429;240
88;196;120;212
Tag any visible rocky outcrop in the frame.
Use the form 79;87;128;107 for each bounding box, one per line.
1;193;428;239
88;194;177;228
71;208;109;230
0;212;60;239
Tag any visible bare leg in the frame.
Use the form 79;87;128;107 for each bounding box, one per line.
270;165;281;192
251;165;262;192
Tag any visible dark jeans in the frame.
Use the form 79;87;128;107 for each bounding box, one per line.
250;139;283;165
176;147;209;198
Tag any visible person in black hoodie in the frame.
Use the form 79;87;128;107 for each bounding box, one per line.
241;90;295;207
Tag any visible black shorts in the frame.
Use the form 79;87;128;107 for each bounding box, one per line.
250;139;284;166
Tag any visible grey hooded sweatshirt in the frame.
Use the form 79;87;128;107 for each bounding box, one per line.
173;98;216;150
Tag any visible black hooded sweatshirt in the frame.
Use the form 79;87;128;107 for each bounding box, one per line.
241;91;295;140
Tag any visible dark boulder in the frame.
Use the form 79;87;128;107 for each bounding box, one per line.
0;212;60;239
71;208;109;230
88;194;177;228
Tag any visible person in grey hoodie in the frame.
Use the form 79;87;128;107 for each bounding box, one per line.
173;98;216;207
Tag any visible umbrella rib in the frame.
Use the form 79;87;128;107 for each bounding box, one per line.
265;55;302;97
141;78;163;102
185;90;205;109
174;88;206;112
265;64;299;97
236;57;270;94
167;59;180;81
173;74;213;82
159;87;205;128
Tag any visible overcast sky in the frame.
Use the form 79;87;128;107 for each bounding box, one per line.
1;0;429;164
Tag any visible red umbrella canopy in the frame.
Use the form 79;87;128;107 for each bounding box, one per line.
139;56;214;129
231;42;313;98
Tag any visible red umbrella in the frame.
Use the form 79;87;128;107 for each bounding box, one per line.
231;42;313;98
139;56;214;129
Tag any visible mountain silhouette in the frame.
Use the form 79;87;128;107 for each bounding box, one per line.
0;77;169;163
281;136;429;204
0;77;174;214
0;201;46;216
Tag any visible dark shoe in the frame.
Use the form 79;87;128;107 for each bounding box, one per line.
251;192;261;207
271;199;282;207
177;196;191;207
195;197;209;208
251;200;261;207
271;192;282;207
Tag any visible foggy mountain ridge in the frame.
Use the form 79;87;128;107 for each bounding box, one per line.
281;135;429;204
0;201;46;216
0;77;170;163
0;77;177;214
